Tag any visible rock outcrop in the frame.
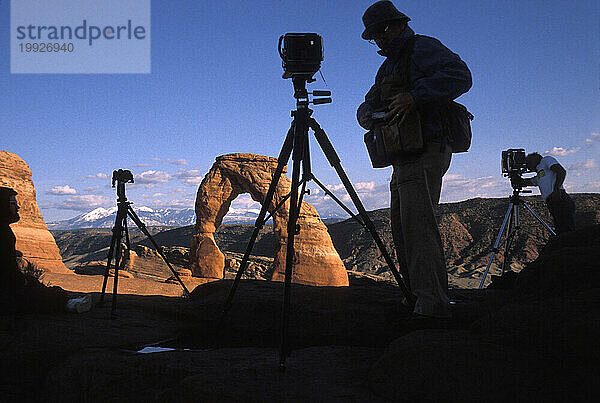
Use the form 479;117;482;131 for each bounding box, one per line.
368;224;600;401
0;151;69;273
191;153;348;286
2;226;599;401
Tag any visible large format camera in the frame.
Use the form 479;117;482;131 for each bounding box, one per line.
501;149;530;176
502;149;533;190
278;33;323;80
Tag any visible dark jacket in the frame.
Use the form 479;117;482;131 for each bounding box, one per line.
357;27;472;141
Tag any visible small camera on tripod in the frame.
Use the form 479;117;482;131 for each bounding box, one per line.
112;169;134;187
278;33;323;80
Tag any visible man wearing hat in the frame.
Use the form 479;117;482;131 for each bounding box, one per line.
357;1;472;318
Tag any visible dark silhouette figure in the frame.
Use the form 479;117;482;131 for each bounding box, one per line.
358;1;472;318
0;186;90;313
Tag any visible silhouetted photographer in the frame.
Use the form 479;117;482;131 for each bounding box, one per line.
514;153;576;234
358;1;472;319
0;186;91;313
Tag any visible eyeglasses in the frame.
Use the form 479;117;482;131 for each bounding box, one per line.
367;25;390;46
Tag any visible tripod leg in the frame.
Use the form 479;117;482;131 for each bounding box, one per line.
120;217;132;275
478;202;514;289
263;177;308;224
123;217;132;256
111;216;125;318
222;124;295;313
310;175;364;227
296;174;308;211
100;218;121;303
308;118;413;305
280;124;306;368
502;206;517;274
127;207;191;297
522;201;556;236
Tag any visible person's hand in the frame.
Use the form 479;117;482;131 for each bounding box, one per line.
358;114;375;130
385;93;415;125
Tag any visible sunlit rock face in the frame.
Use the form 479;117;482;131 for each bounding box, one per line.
191;153;348;287
0;150;69;273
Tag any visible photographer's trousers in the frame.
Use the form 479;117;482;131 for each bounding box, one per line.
390;142;452;318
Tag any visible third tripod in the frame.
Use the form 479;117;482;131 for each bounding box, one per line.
478;188;556;288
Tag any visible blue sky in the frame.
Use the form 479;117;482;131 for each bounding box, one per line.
1;0;599;222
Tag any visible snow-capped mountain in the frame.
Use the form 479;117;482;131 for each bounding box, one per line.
47;205;346;230
47;207;197;229
47;206;269;229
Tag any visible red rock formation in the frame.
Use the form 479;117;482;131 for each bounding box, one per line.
192;153;348;287
439;213;473;262
0;151;69;273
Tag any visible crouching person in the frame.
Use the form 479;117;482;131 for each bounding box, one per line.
521;153;576;235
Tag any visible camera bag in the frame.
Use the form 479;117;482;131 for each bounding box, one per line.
364;105;424;168
440;101;474;153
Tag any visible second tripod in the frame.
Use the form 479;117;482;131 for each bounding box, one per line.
99;169;191;318
220;78;413;369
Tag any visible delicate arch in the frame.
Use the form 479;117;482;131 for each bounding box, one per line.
190;153;348;286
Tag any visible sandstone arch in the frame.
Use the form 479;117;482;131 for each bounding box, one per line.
191;153;348;287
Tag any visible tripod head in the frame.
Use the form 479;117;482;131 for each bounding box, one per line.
507;171;535;194
112;169;134;202
291;77;332;111
507;178;532;204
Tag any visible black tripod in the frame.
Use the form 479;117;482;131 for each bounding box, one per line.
478;187;556;288
221;78;414;369
99;170;191;318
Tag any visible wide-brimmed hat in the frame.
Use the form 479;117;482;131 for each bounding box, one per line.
362;1;410;40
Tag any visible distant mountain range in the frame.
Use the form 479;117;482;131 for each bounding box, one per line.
47;206;196;229
47;206;345;229
51;194;600;288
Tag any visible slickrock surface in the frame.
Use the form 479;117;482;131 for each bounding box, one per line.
191;153;348;286
0;150;69;273
42;272;209;296
1;225;598;401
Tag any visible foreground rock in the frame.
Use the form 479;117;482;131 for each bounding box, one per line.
0;150;69;273
2;226;597;401
369;225;600;401
43;346;385;402
191;153;348;286
0;275;502;401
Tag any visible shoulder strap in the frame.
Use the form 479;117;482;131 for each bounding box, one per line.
392;35;418;87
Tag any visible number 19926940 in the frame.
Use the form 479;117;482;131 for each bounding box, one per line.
19;43;74;52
